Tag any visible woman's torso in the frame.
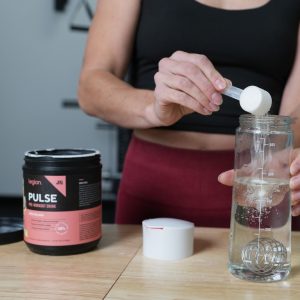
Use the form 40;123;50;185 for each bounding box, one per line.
132;0;300;150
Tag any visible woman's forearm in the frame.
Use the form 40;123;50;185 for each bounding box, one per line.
78;69;158;129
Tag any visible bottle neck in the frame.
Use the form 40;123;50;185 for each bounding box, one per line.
239;114;292;133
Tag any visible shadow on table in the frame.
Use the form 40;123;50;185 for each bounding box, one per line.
95;224;142;250
193;237;214;254
289;264;300;279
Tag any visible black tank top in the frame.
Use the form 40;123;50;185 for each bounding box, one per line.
129;0;300;134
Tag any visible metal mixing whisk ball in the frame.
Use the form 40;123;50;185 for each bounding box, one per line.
241;237;287;275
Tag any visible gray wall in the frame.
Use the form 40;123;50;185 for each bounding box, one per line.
0;0;117;196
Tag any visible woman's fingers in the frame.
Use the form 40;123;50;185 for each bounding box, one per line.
290;148;300;216
158;55;223;112
217;168;300;216
291;190;300;206
154;71;219;114
159;57;216;103
292;202;300;216
152;51;229;123
218;169;234;186
170;51;227;91
218;149;300;216
290;148;300;176
290;173;300;190
154;80;211;116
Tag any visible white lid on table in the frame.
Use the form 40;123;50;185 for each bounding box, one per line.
142;218;194;261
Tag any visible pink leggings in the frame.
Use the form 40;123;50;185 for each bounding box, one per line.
116;135;234;227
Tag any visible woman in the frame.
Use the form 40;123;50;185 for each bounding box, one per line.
78;0;300;228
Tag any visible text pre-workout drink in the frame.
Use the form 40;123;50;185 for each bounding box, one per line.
23;149;102;255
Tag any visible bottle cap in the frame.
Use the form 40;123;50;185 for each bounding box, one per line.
240;86;272;115
142;218;194;261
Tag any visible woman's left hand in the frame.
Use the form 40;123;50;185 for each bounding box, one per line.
218;148;300;216
290;148;300;216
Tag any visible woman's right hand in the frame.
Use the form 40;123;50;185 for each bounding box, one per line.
151;50;229;126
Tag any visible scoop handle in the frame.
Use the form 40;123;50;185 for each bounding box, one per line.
222;85;242;101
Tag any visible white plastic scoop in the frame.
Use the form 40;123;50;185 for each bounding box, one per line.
223;85;272;115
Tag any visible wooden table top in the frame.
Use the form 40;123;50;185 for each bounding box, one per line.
1;225;300;300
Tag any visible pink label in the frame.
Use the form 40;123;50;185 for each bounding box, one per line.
45;175;67;197
24;206;102;246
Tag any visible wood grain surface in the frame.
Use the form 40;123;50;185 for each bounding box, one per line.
1;225;300;299
105;227;300;300
0;225;142;300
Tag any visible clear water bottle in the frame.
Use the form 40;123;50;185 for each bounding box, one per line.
228;114;293;282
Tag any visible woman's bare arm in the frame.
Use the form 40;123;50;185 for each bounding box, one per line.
78;0;157;128
78;0;227;129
